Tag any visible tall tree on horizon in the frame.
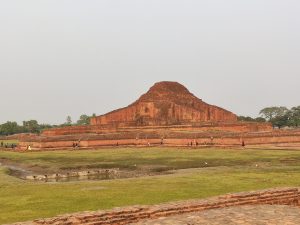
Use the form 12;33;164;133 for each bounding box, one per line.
76;114;90;125
259;107;288;121
66;116;72;126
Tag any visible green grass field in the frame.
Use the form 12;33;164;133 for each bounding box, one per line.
1;147;300;224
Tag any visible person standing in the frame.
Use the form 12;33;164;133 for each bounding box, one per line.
242;140;245;148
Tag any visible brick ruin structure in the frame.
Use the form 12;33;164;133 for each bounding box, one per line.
10;187;300;225
18;81;300;150
90;81;237;127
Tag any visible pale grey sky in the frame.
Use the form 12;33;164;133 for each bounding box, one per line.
0;0;299;124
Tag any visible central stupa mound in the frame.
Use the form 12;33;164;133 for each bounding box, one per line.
90;81;237;126
22;81;277;149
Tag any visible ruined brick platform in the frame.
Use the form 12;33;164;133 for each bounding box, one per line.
91;81;237;127
9;187;300;225
19;129;300;150
18;81;300;150
133;205;300;225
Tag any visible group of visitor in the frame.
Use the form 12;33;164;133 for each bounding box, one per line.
72;142;80;149
187;141;199;147
1;141;17;150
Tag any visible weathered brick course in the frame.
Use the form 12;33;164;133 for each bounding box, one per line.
8;188;300;225
90;82;237;127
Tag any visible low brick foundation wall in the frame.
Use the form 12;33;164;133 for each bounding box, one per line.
19;133;300;150
10;188;300;225
18;129;300;150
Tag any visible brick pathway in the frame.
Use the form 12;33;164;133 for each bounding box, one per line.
133;205;300;225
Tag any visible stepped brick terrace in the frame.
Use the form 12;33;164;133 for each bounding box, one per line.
18;81;300;150
91;81;237;127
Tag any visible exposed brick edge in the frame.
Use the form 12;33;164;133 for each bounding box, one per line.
9;187;300;225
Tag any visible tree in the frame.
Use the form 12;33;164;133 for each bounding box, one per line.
254;117;266;123
76;114;90;125
289;106;300;127
260;107;288;121
260;107;275;121
271;115;289;129
0;121;20;135
23;120;39;133
238;116;266;123
66;116;72;126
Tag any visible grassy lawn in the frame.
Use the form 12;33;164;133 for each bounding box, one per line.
1;147;300;224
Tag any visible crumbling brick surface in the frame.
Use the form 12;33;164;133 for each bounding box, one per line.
90;81;238;127
8;188;300;225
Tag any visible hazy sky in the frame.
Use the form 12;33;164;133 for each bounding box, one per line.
0;0;299;124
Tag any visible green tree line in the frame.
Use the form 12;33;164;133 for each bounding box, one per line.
239;106;300;129
0;114;96;136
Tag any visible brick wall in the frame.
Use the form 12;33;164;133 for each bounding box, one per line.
10;188;300;225
19;132;300;150
41;122;272;137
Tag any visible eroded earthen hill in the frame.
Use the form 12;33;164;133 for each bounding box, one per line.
90;81;237;126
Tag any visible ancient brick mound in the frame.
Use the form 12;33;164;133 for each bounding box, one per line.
10;188;300;225
19;81;293;150
90;81;237;127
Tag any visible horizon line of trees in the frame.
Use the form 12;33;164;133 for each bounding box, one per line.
238;106;300;129
0;114;96;136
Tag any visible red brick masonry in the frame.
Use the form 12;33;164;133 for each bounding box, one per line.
19;129;300;150
10;187;300;225
91;81;238;127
